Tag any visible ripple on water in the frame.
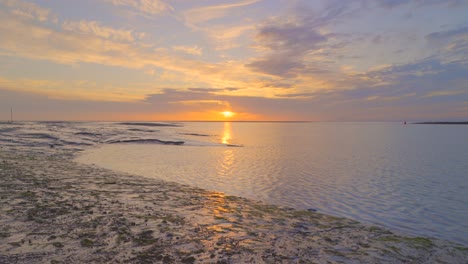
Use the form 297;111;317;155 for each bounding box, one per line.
4;121;467;246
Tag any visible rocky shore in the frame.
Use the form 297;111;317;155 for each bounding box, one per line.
1;151;467;263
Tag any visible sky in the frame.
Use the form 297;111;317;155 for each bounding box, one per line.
0;0;467;121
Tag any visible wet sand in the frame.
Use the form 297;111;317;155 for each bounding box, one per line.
1;150;467;263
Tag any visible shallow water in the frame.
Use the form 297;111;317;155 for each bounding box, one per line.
1;121;467;245
76;122;468;245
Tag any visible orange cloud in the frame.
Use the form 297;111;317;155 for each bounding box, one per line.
172;45;203;56
0;0;52;22
62;20;142;42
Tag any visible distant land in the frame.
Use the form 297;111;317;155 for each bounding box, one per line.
413;122;468;125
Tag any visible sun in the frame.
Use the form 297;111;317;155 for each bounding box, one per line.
221;111;234;118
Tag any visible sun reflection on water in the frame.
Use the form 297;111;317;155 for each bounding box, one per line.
218;149;234;177
221;122;231;145
218;122;235;177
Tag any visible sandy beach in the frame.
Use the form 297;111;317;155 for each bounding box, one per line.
1;150;467;263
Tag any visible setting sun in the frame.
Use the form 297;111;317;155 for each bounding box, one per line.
221;111;235;118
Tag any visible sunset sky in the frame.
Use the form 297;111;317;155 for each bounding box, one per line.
0;0;467;121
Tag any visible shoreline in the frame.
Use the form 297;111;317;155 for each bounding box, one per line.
412;122;468;125
1;150;467;263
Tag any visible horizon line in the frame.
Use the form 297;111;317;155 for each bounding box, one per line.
3;119;464;123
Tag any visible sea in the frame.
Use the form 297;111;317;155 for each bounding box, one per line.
1;121;467;245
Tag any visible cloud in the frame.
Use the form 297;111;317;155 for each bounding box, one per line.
62;20;143;42
183;0;260;25
2;73;467;121
247;2;352;77
175;100;225;106
142;89;294;120
182;1;258;51
172;45;203;56
371;0;464;9
1;0;466;122
131;85;468;121
374;0;409;8
0;13;140;66
103;0;173;15
0;76;60;91
0;0;52;22
346;59;468;105
204;24;255;51
248;57;306;77
0;88;152;121
275;92;318;98
425;26;468;44
247;20;329;77
188;88;239;93
0;76;144;101
424;90;466;97
255;22;328;53
0;11;269;96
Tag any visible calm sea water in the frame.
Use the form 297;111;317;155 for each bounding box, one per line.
75;122;468;245
1;121;467;245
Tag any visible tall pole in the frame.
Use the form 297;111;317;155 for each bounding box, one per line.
10;107;13;122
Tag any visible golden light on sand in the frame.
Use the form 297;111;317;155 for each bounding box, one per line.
221;111;234;118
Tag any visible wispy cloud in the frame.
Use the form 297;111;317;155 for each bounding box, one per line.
424;90;466;97
0;11;272;99
426;26;468;44
174;100;226;106
1;0;467;121
103;0;173;15
183;0;260;25
275;92;317;98
204;24;255;51
0;76;143;101
172;45;202;56
371;0;464;9
188;88;239;93
0;0;52;22
62;20;143;42
181;0;259;51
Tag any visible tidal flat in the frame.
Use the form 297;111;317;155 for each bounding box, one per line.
0;151;467;263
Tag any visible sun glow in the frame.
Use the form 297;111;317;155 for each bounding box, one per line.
221;111;234;118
